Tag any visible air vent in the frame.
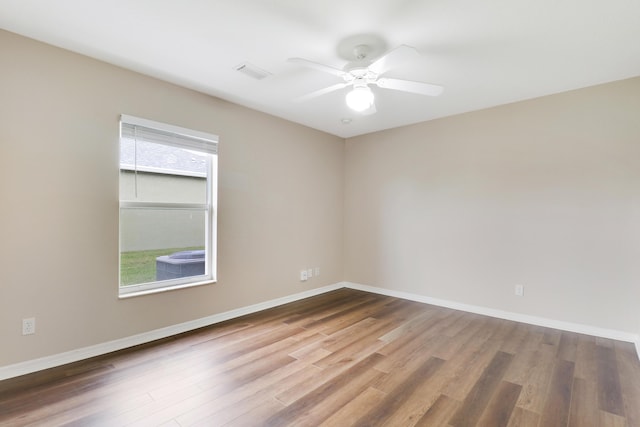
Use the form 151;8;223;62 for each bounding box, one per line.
234;62;272;80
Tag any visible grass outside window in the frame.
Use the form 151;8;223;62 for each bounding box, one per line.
120;247;203;286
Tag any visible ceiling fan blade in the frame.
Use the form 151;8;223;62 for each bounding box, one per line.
375;78;444;96
368;45;420;75
287;57;347;78
293;82;349;102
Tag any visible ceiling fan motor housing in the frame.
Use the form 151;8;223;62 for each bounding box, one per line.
353;44;372;61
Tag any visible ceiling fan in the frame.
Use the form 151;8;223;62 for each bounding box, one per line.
288;44;443;114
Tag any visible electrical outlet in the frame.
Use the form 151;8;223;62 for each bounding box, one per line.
22;318;36;335
300;270;308;281
515;284;524;297
307;268;313;279
315;267;320;277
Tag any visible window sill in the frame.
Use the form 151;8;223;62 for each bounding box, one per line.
118;279;216;299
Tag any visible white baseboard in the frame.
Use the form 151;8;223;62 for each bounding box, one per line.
0;282;345;381
346;282;640;348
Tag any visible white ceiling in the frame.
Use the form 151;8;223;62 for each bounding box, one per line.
1;1;639;138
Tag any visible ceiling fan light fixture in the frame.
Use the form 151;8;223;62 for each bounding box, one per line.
346;85;375;112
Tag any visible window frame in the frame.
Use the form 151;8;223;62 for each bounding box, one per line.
118;114;218;298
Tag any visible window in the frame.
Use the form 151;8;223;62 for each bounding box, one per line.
119;115;218;297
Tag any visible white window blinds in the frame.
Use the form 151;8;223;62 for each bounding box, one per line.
120;114;218;155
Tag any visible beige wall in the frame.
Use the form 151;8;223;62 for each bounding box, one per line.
344;77;640;334
0;30;344;366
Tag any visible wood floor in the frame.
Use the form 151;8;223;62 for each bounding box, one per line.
1;289;639;426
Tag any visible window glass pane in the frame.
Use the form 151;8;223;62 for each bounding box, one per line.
120;208;207;286
120;138;208;204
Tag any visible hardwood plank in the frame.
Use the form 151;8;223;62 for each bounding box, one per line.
476;380;522;427
598;410;628;427
73;332;314;425
95;385;212;426
414;394;461;427
376;308;454;357
539;359;575;427
151;332;321;401
175;363;317;426
557;331;579;362
507;407;540;427
320;317;379;353
371;332;449;394
157;338;318;425
369;359;451;426
216;398;285;427
175;358;327;425
486;318;519;346
1;348;222;426
9;389;154;427
270;289;372;325
439;311;476;337
431;316;488;361
596;337;616;349
543;328;562;347
371;298;428;322
375;312;455;373
441;333;505;402
200;353;297;394
377;305;443;344
375;315;491;397
498;323;531;355
366;360;450;427
375;325;499;420
292;292;382;330
507;343;556;413
596;344;626;417
448;351;514;427
319;387;387;427
190;323;307;363
314;317;396;369
157;420;181;427
615;340;640;427
263;353;386;426
275;333;390;406
189;394;285;427
137;332;315;412
574;334;598;380
351;356;445;427
313;295;397;335
568;377;598;427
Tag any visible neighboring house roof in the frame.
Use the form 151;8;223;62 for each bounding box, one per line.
120;139;207;177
